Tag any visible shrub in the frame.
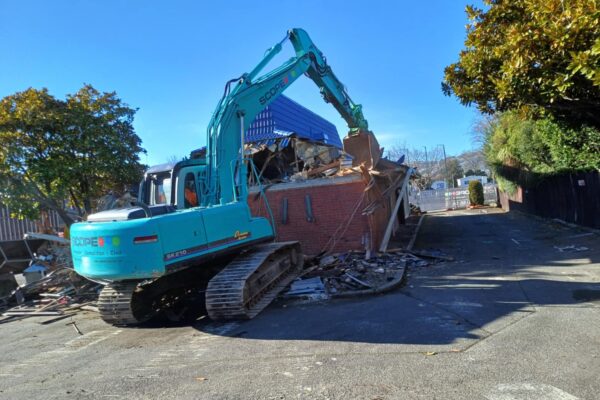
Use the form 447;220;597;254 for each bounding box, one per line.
481;112;600;189
468;180;484;206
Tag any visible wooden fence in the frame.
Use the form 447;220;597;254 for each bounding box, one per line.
499;170;600;229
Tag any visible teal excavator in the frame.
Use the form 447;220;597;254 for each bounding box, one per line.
70;28;376;325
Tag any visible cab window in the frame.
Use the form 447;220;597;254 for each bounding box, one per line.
183;173;198;208
151;175;171;205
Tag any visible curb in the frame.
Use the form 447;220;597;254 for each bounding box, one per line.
511;210;600;235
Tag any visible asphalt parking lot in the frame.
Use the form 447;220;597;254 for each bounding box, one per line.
1;208;599;400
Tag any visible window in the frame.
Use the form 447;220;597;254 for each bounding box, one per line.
151;175;171;205
183;173;198;208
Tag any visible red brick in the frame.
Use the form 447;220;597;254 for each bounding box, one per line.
248;179;387;256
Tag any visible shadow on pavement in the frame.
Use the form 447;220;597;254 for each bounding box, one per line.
183;209;600;346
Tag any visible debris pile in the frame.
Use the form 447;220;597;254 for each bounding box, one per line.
1;267;100;322
245;137;356;185
314;252;409;295
0;233;100;323
284;249;453;300
283;277;328;301
28;233;74;269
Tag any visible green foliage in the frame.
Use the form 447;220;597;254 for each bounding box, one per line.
443;0;600;129
465;169;487;177
539;122;600;171
481;111;600;187
0;85;146;225
468;180;485;206
495;175;518;196
446;158;464;187
484;112;554;174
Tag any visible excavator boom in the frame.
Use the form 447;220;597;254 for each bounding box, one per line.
204;28;374;206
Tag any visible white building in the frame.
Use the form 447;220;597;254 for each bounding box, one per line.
457;175;488;187
431;180;447;190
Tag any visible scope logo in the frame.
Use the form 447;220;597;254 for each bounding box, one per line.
72;236;120;247
259;76;289;105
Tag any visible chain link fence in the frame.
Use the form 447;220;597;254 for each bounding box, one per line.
409;184;498;212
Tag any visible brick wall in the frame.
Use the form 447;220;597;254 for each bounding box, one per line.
249;179;376;256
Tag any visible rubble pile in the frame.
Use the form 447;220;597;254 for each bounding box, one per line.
0;234;101;322
25;234;73;270
1;267;100;322
246;137;354;185
285;249;452;300
314;252;410;294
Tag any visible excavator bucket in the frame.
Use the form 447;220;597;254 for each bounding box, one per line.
343;131;382;169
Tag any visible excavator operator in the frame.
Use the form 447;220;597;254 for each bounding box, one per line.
184;178;198;207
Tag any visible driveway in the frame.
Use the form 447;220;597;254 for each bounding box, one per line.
0;208;599;399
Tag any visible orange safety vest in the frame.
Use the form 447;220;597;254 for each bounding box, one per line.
185;188;198;207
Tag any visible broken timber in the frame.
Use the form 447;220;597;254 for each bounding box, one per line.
379;168;414;252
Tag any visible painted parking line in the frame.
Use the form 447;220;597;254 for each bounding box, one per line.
485;383;579;400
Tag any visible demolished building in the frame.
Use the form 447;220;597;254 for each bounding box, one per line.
240;95;412;256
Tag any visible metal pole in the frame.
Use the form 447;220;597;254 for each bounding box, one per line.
440;144;451;188
239;113;245;199
423;146;428;180
240;114;245;161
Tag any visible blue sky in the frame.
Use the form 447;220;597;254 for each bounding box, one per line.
1;1;481;166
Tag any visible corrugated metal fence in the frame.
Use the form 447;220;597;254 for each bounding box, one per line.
0;205;63;240
410;184;499;212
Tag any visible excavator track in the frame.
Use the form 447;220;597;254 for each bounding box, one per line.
98;281;153;326
205;241;303;320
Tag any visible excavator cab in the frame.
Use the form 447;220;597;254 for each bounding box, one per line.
138;159;205;210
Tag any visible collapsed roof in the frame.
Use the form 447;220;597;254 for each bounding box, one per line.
246;95;342;148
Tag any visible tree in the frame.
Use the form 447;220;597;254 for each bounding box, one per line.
386;143;446;182
0;85;146;226
468;180;484;206
480;111;600;188
457;149;487;173
464;169;487;177
443;0;600;129
446;158;464;188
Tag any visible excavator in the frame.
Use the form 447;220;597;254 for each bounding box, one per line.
70;28;376;325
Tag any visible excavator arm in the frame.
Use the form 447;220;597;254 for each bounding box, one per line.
205;28;375;207
288;29;369;134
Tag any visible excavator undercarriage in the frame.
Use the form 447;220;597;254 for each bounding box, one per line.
97;242;303;325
